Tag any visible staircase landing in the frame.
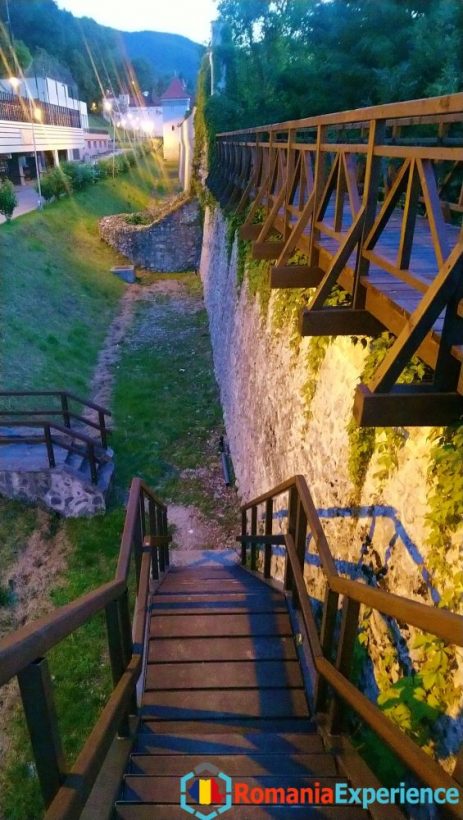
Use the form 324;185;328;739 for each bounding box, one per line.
115;562;369;818
0;427;113;517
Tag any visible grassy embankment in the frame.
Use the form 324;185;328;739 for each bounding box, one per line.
0;155;232;819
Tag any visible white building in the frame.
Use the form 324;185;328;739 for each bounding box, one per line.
0;76;88;185
161;78;191;161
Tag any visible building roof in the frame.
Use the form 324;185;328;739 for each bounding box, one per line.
161;77;190;102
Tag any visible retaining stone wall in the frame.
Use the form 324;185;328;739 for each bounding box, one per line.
0;466;107;517
99;196;202;273
199;205;463;762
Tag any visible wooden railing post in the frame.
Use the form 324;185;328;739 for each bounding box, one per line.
292;499;308;609
264;498;273;578
353;118;386;306
44;424;56;468
98;410;108;449
60;393;71;429
314;587;339;712
105;599;130;737
118;589;137;714
241;508;247;565
308;124;327;267
133;502;143;587
161;509;169;567
87;443;97;484
284;486;298;591
149;499;159;580
157;511;165;574
250;505;258;571
17;657;66;807
327;596;360;734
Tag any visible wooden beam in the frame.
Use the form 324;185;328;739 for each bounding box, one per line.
252;240;285;260
368;241;463;393
300;308;384;337
353;383;463;427
270;265;324;289
239;223;262;241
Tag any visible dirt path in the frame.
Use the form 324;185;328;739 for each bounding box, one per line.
91;275;240;551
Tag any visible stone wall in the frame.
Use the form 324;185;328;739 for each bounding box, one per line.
199;205;463;763
99;195;202;273
0;465;108;516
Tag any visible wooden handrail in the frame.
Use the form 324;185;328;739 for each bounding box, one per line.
0;476;169;814
240;477;463;810
0;390;111;416
217;92;463;136
0;391;111;449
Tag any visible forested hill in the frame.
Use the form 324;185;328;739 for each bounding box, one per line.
122;30;202;87
0;0;202;102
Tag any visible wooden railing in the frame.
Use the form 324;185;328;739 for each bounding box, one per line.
239;475;463;816
209;93;463;427
0;477;170;818
0;390;111;448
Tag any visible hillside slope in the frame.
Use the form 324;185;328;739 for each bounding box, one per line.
121;30;203;87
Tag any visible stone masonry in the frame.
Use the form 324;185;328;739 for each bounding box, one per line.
199;205;463;761
99;195;202;272
0;465;107;517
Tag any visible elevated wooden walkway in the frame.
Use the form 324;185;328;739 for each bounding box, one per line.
115;562;368;817
208;93;463;426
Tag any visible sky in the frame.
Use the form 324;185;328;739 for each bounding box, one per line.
56;0;218;44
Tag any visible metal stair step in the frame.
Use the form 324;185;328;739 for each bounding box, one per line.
127;753;338;776
134;730;325;756
145;659;304;690
149;613;293;638
115;806;368;818
121;774;346;804
149;636;298;663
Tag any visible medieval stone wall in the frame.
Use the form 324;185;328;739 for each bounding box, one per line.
199;205;463;763
99;196;202;273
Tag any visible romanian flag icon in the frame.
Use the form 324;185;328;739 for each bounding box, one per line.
189;777;226;805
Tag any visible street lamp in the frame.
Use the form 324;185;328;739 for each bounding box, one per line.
103;98;116;178
9;77;43;208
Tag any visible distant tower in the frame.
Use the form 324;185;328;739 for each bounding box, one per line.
160;77;191;161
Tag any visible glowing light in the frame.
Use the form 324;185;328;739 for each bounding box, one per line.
103;98;112;113
9;76;20;92
33;107;42;122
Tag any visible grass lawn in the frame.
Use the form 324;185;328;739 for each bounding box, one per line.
0;151;174;393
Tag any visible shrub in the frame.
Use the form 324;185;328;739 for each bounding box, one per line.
95;158;113;179
124;212;152;225
38;167;72;201
60;161;96;191
0;178;17;220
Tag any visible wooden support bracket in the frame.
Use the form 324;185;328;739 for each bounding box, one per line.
353;383;463;427
300;308;384;337
239;223;262;241
271;266;324;289
252;240;285;260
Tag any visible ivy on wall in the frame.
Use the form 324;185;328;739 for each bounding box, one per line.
347;332;428;502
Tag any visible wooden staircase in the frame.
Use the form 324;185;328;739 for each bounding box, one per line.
1;477;461;819
115;562;368;818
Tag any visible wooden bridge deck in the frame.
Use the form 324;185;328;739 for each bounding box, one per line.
114;564;369;818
